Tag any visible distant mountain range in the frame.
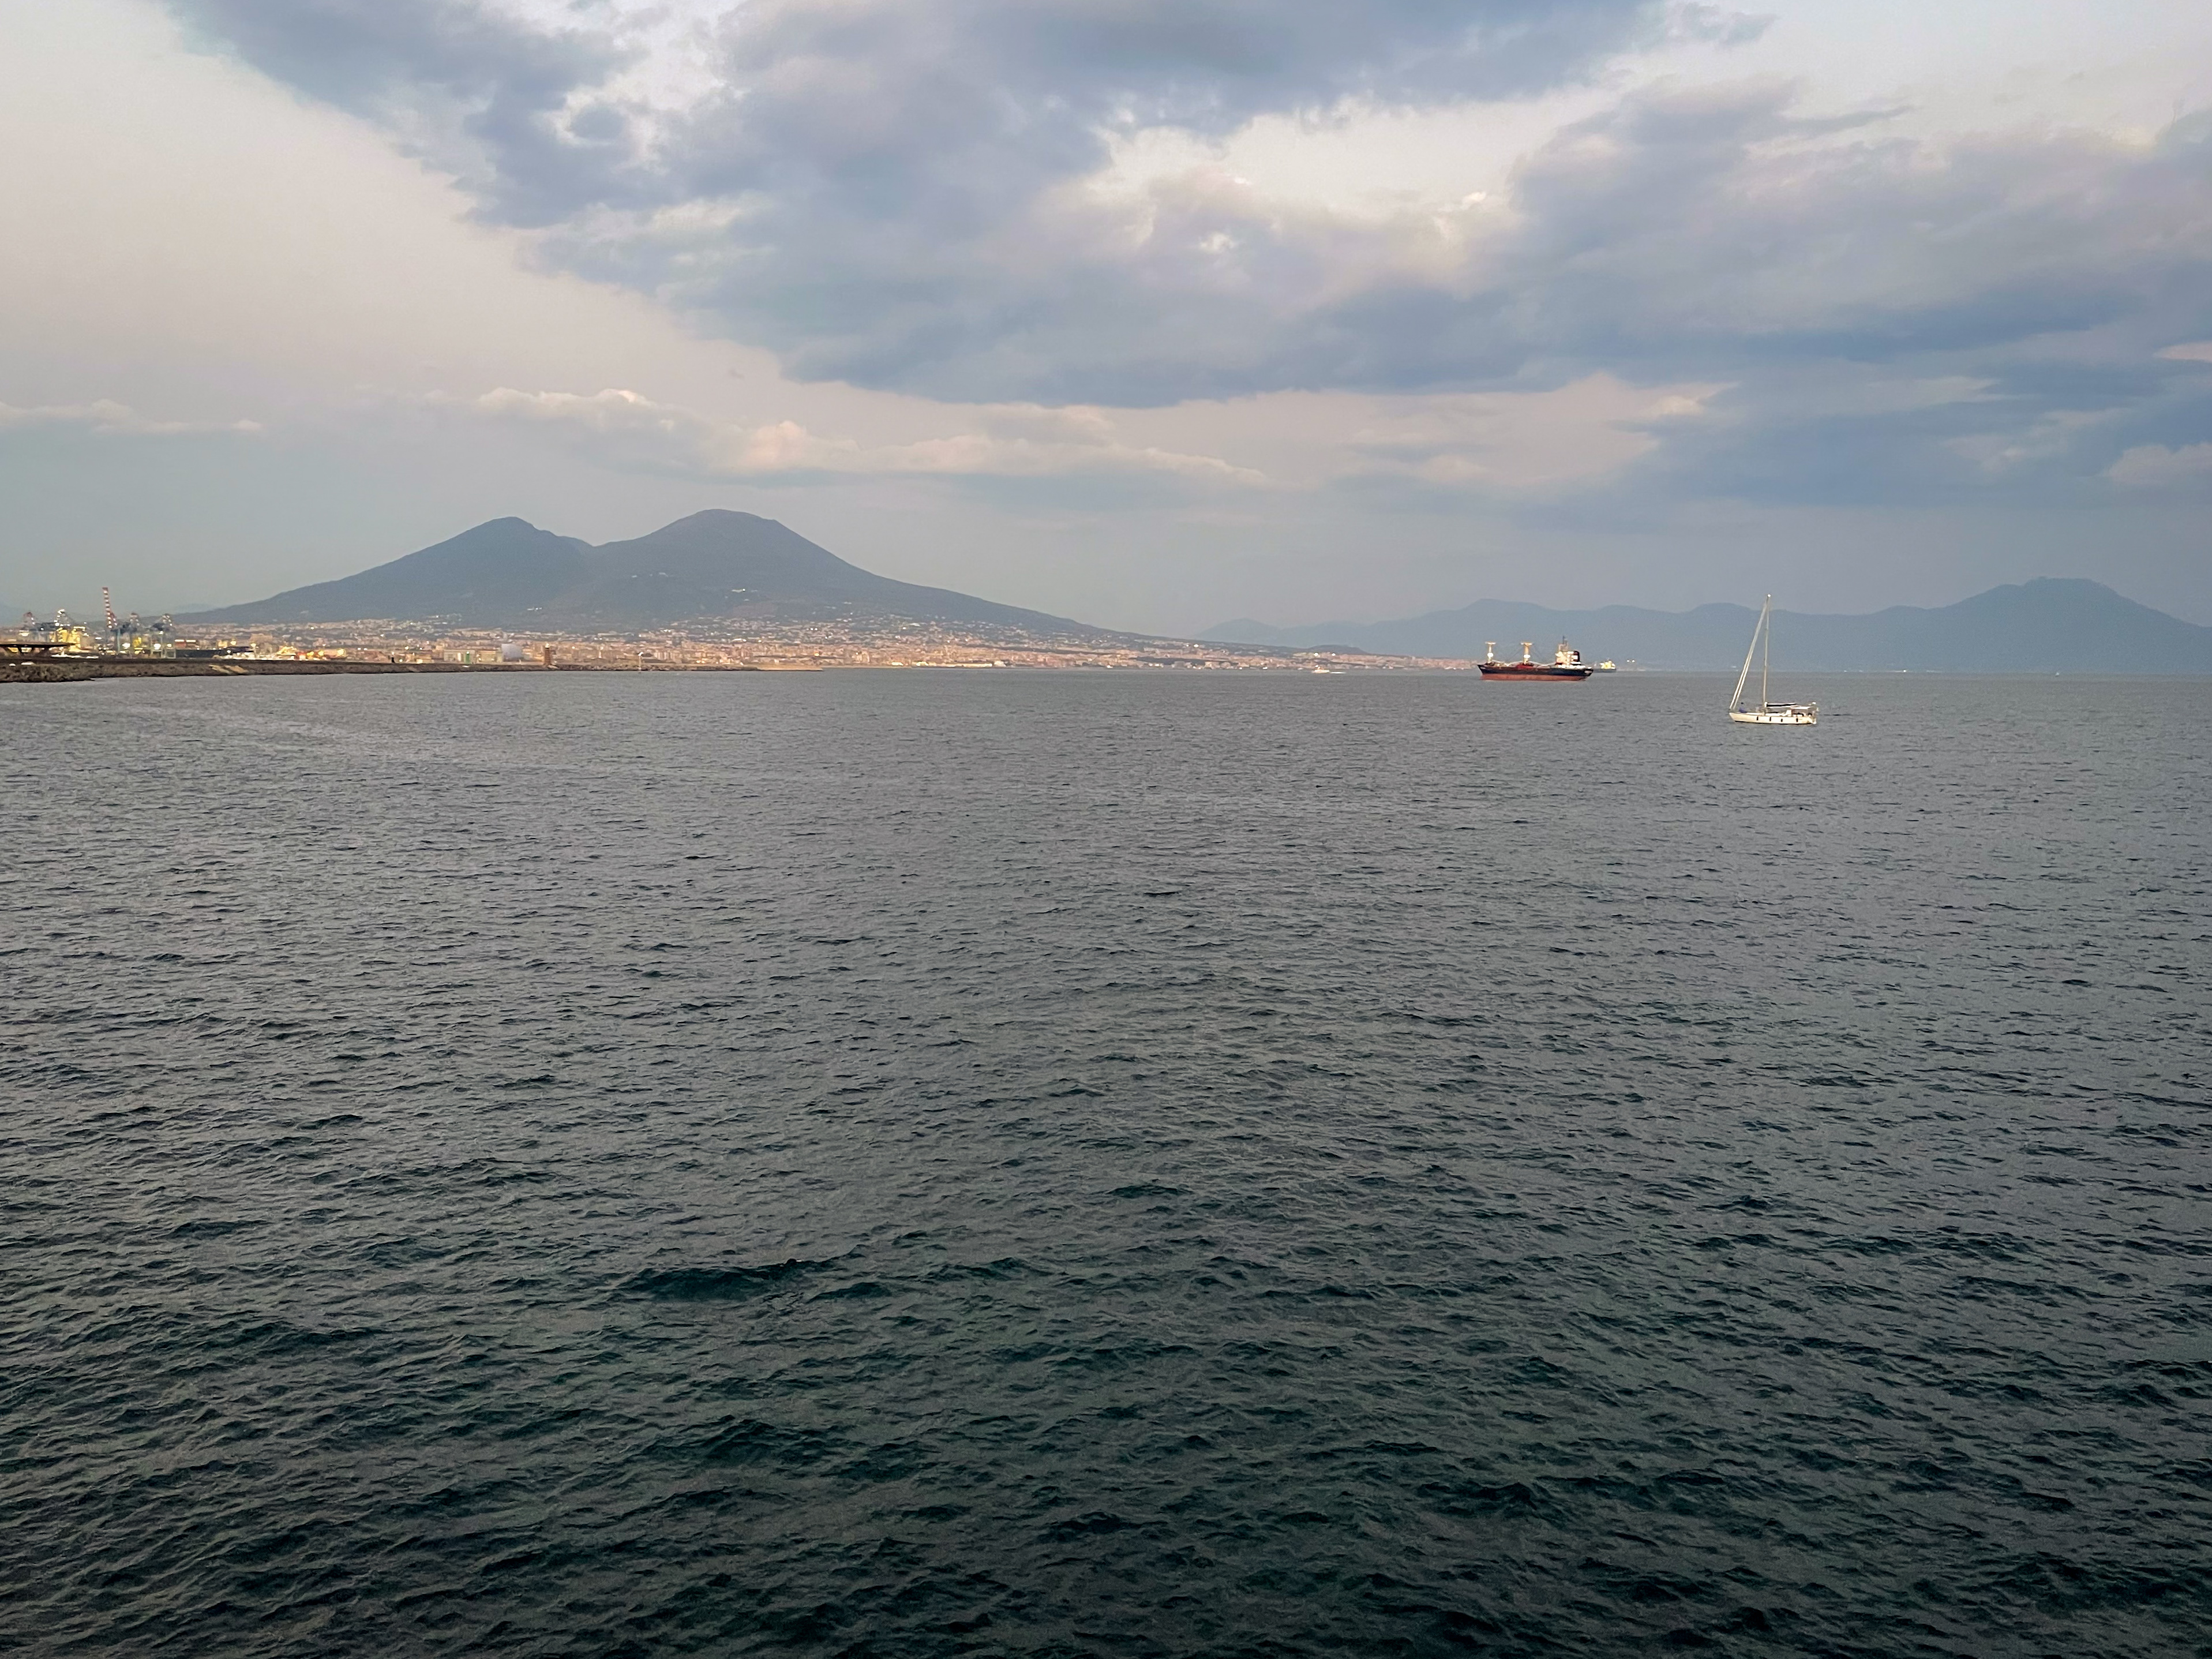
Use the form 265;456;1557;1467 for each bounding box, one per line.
1207;580;2212;672
185;511;1109;637
166;519;2211;672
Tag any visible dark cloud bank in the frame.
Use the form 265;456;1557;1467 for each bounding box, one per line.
170;0;2212;510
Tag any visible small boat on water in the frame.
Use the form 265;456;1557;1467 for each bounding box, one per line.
1729;596;1817;725
1480;639;1594;680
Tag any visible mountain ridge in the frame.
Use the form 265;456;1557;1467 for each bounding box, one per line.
1206;579;2212;672
185;511;1111;637
177;520;2212;672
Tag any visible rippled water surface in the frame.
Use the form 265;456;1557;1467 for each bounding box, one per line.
4;671;2209;1657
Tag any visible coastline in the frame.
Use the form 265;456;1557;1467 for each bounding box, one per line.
0;658;774;684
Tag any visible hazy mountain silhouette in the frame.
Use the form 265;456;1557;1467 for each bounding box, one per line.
187;511;1108;635
1207;579;2212;672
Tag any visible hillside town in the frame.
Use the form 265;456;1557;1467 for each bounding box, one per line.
2;600;1454;680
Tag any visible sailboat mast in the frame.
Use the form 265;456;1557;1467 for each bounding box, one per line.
1760;596;1771;709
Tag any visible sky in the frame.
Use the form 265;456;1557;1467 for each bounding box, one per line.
3;0;2210;634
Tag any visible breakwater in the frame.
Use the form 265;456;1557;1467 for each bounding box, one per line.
0;658;769;683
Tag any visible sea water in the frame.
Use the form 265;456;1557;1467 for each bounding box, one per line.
3;671;2206;1656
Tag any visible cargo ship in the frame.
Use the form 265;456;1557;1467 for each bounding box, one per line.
1479;640;1595;680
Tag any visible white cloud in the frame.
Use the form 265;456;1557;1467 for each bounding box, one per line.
1341;374;1727;491
1947;409;2119;474
0;397;260;436
2105;441;2212;488
2158;342;2212;364
463;387;1268;484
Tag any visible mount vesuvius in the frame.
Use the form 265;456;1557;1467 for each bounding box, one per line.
184;512;1108;636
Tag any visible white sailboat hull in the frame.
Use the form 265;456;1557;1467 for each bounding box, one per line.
1729;706;1817;725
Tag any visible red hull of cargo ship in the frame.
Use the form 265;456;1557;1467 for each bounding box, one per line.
1478;661;1593;680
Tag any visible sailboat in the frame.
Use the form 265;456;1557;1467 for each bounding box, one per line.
1729;596;1817;725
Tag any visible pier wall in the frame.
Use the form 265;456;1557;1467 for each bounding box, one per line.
0;658;558;683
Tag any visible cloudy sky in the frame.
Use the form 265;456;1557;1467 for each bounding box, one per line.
4;0;2209;633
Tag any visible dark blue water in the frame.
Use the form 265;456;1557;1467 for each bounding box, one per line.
4;671;2207;1657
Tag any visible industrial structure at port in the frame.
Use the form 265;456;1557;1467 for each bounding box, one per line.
13;588;237;661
